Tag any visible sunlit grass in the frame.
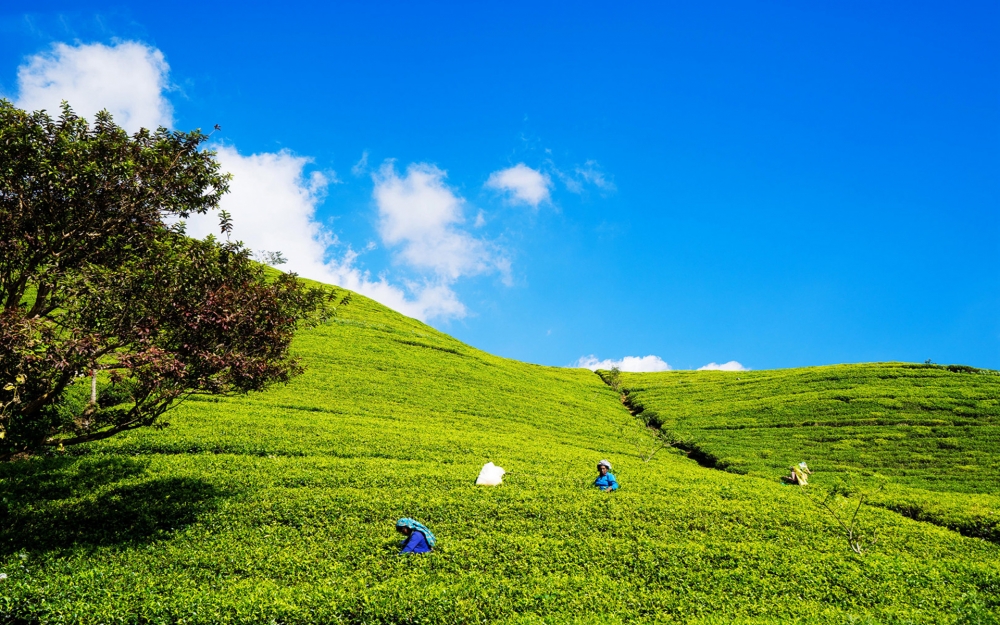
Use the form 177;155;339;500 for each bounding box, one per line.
622;364;1000;542
1;290;998;623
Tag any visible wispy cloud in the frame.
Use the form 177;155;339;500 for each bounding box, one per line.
575;160;616;192
697;361;749;371
551;159;616;195
15;41;172;133
485;163;552;208
573;355;672;372
351;151;369;177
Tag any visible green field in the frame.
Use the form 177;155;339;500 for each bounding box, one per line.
619;365;1000;544
1;288;998;624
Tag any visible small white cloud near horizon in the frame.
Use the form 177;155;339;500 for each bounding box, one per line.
485;163;552;208
697;361;749;371
573;355;672;372
15;41;173;133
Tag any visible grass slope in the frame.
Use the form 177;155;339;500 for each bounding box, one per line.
620;365;1000;543
1;291;999;624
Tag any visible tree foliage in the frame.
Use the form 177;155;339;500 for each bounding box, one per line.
0;100;331;459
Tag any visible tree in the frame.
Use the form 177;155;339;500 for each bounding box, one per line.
794;472;884;556
0;101;331;460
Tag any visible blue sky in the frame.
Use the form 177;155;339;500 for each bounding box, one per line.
3;1;998;370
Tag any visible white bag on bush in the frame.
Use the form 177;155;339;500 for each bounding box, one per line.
476;462;506;486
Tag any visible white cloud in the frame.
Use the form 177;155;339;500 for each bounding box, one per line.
13;41;500;323
485;163;552;208
323;250;468;321
573;355;672;372
697;361;749;371
374;161;509;283
182;146;332;267
180;146;469;322
15;41;172;133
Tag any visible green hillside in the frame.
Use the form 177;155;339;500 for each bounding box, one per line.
619;365;1000;543
2;289;998;624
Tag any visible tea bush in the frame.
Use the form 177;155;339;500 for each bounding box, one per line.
620;365;1000;543
1;291;998;623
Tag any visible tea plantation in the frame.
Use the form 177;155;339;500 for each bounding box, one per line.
1;288;998;624
619;365;1000;544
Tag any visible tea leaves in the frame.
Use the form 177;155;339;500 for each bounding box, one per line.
1;292;998;623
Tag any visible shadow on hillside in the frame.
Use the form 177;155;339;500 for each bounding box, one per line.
0;455;220;556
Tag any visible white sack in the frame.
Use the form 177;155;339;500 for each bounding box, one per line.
476;462;506;486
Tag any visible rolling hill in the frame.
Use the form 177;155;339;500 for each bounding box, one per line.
618;364;1000;543
1;287;997;624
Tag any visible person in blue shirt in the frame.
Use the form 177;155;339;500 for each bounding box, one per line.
396;518;435;554
594;459;619;492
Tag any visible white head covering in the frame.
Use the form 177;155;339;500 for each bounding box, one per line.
597;459;612;470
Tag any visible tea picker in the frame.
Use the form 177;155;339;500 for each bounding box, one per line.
788;461;812;485
595;459;619;492
396;518;435;554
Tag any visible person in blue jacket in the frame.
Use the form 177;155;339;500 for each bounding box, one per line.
595;459;619;492
396;518;435;554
